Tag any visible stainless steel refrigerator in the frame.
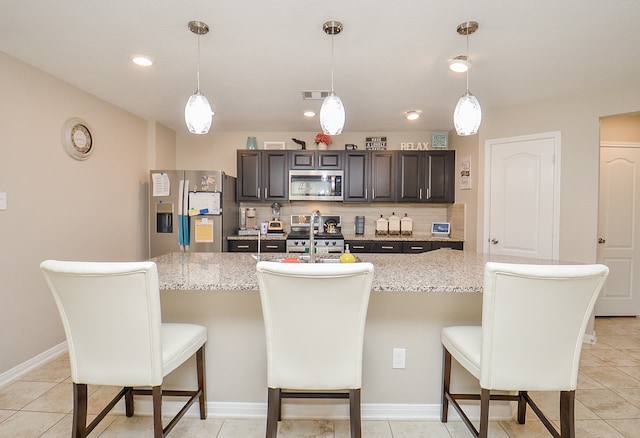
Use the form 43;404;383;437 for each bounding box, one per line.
149;170;238;257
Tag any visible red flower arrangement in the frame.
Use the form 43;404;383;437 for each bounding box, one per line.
314;133;332;146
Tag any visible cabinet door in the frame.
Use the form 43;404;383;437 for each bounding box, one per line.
237;151;262;201
427;150;455;203
344;152;369;202
318;151;343;169
370;152;396;202
263;151;288;201
396;151;425;202
290;151;315;169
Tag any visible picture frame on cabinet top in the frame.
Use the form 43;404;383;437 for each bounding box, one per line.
264;141;285;150
431;132;448;148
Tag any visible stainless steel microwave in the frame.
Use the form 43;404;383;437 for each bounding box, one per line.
289;170;343;201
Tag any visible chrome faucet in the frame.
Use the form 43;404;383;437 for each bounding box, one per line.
310;209;321;263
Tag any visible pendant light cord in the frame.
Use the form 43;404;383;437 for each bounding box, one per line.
465;22;470;93
196;34;202;93
330;33;335;93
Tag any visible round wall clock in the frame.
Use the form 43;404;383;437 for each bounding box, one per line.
61;117;93;160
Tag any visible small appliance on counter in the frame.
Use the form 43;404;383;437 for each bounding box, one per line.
238;207;259;235
375;215;388;236
267;202;284;234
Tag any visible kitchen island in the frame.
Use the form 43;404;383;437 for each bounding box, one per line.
156;250;561;420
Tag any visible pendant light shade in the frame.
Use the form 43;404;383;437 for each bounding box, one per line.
185;92;213;134
320;92;345;135
454;91;482;136
453;21;481;136
184;21;213;135
320;21;345;135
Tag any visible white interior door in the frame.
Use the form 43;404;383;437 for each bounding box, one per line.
484;132;560;259
596;145;640;316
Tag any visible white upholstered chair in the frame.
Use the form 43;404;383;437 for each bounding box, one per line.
255;261;375;438
40;260;207;438
441;262;609;438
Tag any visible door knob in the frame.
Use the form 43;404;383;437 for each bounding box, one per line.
490;238;499;244
598;238;606;244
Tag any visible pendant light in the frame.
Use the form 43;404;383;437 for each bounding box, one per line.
453;21;482;136
320;20;345;135
185;20;213;134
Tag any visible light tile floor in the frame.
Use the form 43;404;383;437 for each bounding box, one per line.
1;317;640;437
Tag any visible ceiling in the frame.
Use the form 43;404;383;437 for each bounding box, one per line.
1;0;639;134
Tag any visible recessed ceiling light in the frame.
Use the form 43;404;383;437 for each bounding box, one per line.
132;56;153;67
448;55;470;73
304;111;316;117
405;111;420;121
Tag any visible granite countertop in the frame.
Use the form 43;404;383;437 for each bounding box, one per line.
153;250;559;293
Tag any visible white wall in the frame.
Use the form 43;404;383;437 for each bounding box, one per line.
0;52;170;374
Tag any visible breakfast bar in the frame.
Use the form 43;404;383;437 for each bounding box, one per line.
156;250;559;419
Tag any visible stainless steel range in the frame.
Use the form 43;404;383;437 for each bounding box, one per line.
286;214;345;254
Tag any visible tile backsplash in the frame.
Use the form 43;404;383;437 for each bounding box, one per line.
239;202;465;239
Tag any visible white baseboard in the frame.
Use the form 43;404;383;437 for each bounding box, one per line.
0;342;67;389
2;345;513;422
122;399;513;422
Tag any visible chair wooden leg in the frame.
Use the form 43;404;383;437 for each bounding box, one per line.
517;390;527;424
125;386;134;417
72;383;88;438
266;388;281;438
441;347;452;422
197;346;207;419
152;386;163;438
479;388;490;438
560;390;575;438
349;388;362;438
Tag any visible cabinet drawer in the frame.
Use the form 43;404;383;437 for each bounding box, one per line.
346;241;373;253
372;241;402;253
261;241;286;252
228;240;258;252
402;241;432;253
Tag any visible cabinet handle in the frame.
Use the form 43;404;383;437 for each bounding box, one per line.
410;246;424;250
257;187;261;199
264;188;268;199
419;188;422;200
427;188;430;199
365;188;368;199
352;245;365;249
381;246;395;250
265;245;278;249
237;245;250;249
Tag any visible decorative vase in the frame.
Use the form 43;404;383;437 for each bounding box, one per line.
246;136;258;150
317;142;328;150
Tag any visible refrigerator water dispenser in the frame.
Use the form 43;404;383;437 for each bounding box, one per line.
156;202;174;233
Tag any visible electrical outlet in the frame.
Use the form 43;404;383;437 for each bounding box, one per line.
392;348;406;369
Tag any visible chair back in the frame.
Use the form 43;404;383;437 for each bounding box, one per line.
40;260;164;387
480;262;608;391
256;261;374;391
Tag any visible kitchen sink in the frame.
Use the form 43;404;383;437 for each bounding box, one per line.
251;254;358;263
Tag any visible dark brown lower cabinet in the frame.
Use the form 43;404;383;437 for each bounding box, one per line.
228;240;286;253
346;240;463;254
